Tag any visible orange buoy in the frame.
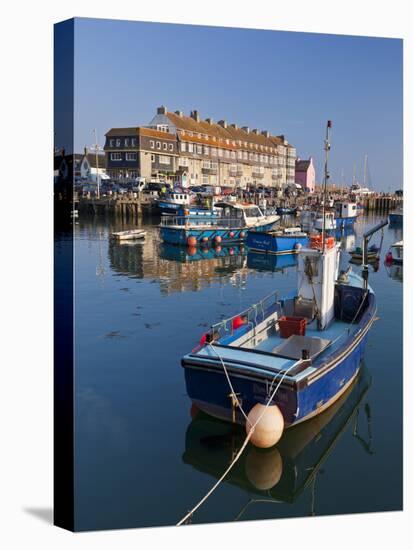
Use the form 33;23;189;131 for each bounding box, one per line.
214;235;222;244
246;403;284;448
187;235;197;246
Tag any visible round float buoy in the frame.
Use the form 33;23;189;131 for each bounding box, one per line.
229;231;235;238
187;246;197;256
239;231;246;239
245;447;283;490
187;236;197;247
246;403;284;448
229;248;234;256
201;236;209;244
215;245;222;253
214;235;222;245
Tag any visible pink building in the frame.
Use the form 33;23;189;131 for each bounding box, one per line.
295;157;316;193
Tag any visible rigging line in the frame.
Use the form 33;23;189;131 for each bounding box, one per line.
176;359;301;526
207;342;249;422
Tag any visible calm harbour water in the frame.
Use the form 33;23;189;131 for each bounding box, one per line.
70;213;402;531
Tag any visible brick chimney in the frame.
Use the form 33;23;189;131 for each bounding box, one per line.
241;126;250;134
252;129;260;134
218;120;228;128
174;110;183;117
157;105;167;114
205;118;214;124
230;123;238;129
261;130;270;137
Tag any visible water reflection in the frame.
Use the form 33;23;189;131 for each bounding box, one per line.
385;263;403;283
247;251;297;272
183;367;372;518
107;228;250;294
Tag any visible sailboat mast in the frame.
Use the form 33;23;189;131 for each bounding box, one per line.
321;120;332;253
363;154;367;187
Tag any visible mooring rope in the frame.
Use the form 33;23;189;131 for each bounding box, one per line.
176;358;301;526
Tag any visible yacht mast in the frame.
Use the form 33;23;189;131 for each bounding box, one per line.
321;120;332;253
363;154;368;188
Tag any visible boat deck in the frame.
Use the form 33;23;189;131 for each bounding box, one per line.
189;272;370;383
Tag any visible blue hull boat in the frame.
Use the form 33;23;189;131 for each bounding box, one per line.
181;122;382;446
159;201;279;246
246;229;309;254
160;221;276;245
182;270;375;429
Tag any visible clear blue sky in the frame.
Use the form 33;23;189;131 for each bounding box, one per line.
71;17;403;190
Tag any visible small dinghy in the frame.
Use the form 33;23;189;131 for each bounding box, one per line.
349;244;379;263
111;229;146;241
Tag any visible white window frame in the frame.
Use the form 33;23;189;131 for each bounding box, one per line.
150;140;155;149
126;152;137;161
111;152;122;161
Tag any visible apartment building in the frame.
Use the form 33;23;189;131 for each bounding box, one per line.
104;106;296;188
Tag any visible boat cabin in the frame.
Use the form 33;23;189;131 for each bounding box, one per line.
335;202;357;219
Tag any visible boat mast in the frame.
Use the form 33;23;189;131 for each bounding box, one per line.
321;120;332;253
363;154;367;188
93;128;101;199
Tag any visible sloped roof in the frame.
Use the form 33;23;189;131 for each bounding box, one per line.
164;110;286;152
296;159;311;171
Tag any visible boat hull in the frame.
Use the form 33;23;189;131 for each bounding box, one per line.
182;293;375;429
160;221;276;245
246;231;309;254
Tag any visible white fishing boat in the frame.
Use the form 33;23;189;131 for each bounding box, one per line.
111;229;146;241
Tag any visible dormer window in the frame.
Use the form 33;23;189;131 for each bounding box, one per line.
116;139;121;147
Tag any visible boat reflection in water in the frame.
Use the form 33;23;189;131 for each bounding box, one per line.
385;263;403;283
108;231;249;294
182;367;372;518
159;243;247;263
246;251;297;272
335;227;356;252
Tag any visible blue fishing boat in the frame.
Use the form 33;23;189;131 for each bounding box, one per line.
181;121;386;448
246;227;308;255
334;201;358;229
160;202;280;246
